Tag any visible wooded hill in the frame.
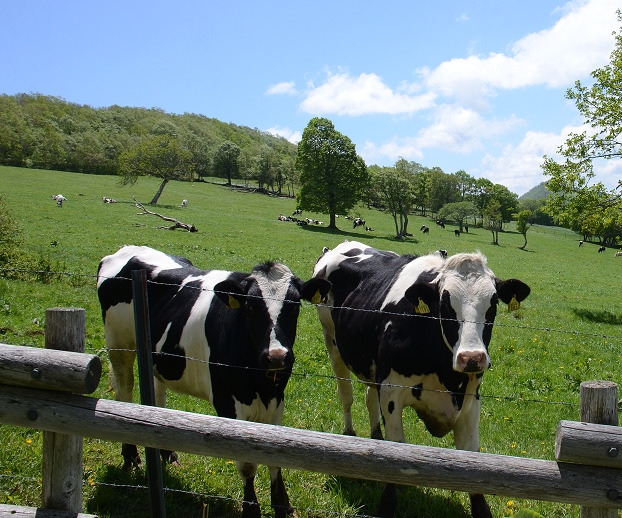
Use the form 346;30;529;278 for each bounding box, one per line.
0;93;297;178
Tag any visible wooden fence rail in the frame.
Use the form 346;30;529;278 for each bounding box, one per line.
1;305;621;517
1;383;622;510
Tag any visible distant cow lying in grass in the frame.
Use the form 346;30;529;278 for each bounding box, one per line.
97;245;331;518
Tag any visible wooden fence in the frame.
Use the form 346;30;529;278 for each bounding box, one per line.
0;308;621;517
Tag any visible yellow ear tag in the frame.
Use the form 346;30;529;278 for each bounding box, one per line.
311;289;324;305
415;298;430;314
507;294;520;312
227;294;241;309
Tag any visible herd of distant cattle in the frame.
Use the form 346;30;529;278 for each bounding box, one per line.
46;191;617;516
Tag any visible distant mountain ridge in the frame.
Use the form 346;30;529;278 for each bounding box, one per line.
519;182;550;200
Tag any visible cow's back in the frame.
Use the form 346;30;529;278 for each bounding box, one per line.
313;242;444;380
97;246;231;402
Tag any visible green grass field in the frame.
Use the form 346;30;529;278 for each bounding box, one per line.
1;165;621;517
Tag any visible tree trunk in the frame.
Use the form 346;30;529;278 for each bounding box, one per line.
519;234;527;250
329;212;337;229
393;214;402;239
150;179;169;205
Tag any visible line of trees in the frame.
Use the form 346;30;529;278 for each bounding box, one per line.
0;93;299;200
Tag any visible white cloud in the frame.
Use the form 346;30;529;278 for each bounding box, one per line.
359;138;424;166
299;72;436;116
359;105;524;166
266;81;297;95
265;126;301;143
479;130;563;194
416;105;524;153
420;0;619;103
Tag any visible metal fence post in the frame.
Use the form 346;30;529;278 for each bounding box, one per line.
132;269;167;518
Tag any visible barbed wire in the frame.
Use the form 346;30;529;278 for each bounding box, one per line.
2;267;621;343
0;473;378;518
0;337;584;409
2;267;618;410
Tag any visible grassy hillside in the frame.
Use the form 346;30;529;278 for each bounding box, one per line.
1;165;621;517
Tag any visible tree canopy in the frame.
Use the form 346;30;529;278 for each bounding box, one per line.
118;135;194;204
296;118;368;228
0;93;296;184
542;11;622;244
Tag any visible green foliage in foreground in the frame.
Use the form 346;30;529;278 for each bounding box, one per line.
0;165;621;517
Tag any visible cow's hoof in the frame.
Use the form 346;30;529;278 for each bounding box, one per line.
122;456;141;471
161;450;182;467
241;501;261;518
371;426;384;440
273;504;296;518
376;483;398;518
470;493;492;518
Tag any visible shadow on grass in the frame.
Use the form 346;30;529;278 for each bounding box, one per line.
326;476;472;518
87;464;241;518
299;223;421;247
573;308;622;325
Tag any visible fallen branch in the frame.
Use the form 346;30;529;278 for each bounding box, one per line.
133;197;198;232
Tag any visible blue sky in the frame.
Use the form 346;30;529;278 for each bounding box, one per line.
2;0;620;195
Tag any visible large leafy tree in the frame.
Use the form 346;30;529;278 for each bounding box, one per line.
542;11;622;239
119;135;194;204
296;117;368;229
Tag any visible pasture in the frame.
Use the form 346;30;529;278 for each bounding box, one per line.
0;165;621;517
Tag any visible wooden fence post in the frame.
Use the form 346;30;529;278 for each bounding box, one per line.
41;307;85;513
580;380;619;518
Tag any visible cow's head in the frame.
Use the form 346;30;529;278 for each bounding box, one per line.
213;263;332;372
405;252;530;374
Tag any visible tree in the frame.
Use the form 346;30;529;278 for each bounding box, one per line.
213;140;240;186
438;201;478;232
483;199;503;245
514;210;532;250
542;11;622;234
375;167;414;239
428;168;460;213
119;135;194;204
296;118;368;229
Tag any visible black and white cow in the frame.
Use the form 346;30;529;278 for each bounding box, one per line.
312;241;530;518
97;245;331;518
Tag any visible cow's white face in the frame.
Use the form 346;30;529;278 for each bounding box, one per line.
405;252;530;375
437;269;497;373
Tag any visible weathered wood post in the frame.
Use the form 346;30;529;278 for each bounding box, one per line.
580;380;619;518
42;307;86;513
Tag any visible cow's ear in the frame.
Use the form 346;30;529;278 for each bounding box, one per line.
404;281;439;314
496;278;531;309
213;280;246;309
301;278;332;304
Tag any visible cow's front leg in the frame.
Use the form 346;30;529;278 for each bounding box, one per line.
153;378;180;466
108;348;140;469
365;383;383;439
376;384;405;517
268;466;295;518
453;383;491;518
237;461;261;518
326;340;356;436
